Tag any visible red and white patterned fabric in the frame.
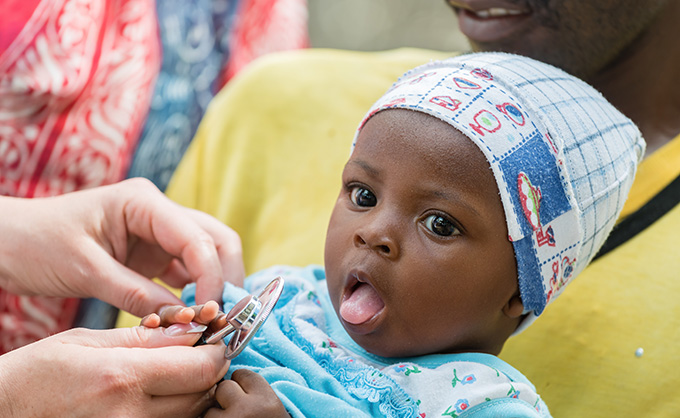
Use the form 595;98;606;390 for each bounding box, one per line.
0;0;161;353
221;0;309;84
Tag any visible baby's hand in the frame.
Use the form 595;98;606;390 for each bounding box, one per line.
141;300;223;328
204;369;288;417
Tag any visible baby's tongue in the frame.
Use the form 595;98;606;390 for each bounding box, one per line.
340;283;385;325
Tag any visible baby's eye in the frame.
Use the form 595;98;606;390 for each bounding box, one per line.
350;186;377;207
424;214;460;237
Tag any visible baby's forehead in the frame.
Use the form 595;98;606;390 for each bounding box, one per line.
352;108;497;189
356;108;484;159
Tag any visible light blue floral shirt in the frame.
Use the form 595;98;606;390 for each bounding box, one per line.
183;265;551;418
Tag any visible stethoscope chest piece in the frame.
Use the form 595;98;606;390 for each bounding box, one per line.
196;276;284;359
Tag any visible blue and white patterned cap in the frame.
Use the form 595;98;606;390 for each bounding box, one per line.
353;52;645;332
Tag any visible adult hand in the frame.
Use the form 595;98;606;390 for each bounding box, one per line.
0;178;244;317
0;326;229;417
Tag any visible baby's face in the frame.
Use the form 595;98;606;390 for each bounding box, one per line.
324;109;521;358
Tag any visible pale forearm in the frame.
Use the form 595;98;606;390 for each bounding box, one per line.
0;195;38;294
0;347;28;418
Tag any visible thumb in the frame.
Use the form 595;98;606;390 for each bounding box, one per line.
52;326;231;396
87;249;185;317
60;325;206;349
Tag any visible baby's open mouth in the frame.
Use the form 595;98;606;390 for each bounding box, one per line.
340;281;385;325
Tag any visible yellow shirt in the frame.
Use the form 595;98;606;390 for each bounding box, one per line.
125;48;680;417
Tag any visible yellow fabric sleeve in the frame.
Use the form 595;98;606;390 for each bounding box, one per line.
119;47;680;417
619;132;680;217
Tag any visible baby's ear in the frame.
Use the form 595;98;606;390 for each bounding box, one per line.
503;293;524;319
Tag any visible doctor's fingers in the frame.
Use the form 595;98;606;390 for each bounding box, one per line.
61;328;229;395
184;207;245;300
135;344;230;396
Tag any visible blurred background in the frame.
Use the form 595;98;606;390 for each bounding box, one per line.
308;0;469;52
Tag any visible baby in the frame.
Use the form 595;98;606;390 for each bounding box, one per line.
149;52;644;417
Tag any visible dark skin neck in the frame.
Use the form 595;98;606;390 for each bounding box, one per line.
588;1;680;156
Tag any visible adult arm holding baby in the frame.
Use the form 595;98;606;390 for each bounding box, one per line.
0;178;244;416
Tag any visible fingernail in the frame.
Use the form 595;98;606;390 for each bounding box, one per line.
187;322;208;334
163;322;207;336
140;313;158;326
